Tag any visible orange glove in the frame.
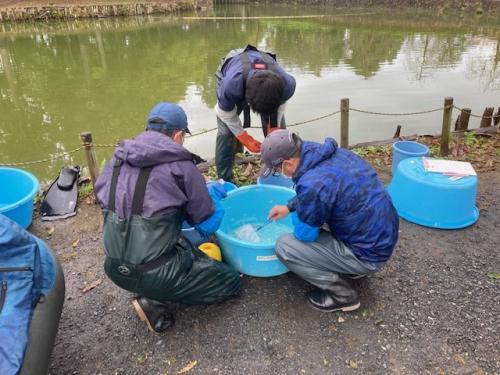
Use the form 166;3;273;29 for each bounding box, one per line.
267;125;280;135
236;131;261;153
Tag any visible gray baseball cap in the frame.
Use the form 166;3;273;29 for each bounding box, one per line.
260;130;302;177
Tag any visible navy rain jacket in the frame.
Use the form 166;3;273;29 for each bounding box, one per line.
289;139;399;263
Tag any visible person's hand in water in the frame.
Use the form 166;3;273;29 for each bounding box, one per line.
268;205;290;221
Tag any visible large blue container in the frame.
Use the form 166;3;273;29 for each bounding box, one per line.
182;181;238;247
388;157;479;229
216;185;295;277
0;167;39;228
257;173;294;189
392;141;429;175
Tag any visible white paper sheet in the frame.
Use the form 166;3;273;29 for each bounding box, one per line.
422;158;477;176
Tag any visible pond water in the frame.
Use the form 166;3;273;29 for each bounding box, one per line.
0;5;498;181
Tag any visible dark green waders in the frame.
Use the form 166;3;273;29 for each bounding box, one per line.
102;160;241;305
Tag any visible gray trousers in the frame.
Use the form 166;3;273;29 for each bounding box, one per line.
276;231;384;303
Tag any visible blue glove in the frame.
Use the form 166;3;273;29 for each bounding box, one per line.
194;199;225;236
291;212;320;242
207;180;227;201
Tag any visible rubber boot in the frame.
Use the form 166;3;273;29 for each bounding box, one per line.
132;296;175;334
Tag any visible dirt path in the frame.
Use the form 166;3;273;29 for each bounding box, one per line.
30;157;499;375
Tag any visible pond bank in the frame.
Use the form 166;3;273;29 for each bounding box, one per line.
0;0;497;21
0;1;205;21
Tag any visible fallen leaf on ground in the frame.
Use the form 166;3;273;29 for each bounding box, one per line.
486;272;500;279
453;354;466;365
72;239;80;248
348;360;358;369
82;279;102;293
338;316;345;323
242;163;253;177
47;227;55;236
177;360;197;374
484;159;494;168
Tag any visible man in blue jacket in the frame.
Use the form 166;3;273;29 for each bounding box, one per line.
95;103;241;333
215;45;296;182
263;130;399;312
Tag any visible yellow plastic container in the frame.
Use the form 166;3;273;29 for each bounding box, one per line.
198;242;222;262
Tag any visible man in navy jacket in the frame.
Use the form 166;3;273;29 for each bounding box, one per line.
263;130;399;312
215;45;296;182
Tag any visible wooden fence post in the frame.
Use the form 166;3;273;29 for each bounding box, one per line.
393;125;402;138
440;97;453;156
480;107;494;128
340;98;349;148
80;132;99;189
454;108;471;131
494;107;500;126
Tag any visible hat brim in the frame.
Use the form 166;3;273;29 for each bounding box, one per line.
147;122;191;134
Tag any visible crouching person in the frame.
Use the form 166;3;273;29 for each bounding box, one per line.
263;130;398;312
95;102;241;333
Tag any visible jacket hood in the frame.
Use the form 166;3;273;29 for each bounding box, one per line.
114;130;193;168
294;138;338;180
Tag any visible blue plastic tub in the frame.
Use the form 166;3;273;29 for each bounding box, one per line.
216;184;295;277
392;141;429;175
0;167;39;228
257;173;294;189
182;181;238;247
388;157;479;229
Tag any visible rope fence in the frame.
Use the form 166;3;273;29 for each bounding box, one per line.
350;107;444;116
1;98;498;172
0;146;85;167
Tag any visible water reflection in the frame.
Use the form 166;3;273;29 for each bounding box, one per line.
0;6;498;180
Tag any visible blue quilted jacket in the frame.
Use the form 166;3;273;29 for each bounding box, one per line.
289;139;399;263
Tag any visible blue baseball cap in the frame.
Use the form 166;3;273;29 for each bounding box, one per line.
146;102;191;134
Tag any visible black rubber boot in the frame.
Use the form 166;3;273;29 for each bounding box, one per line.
132;297;175;334
306;276;360;313
307;288;360;313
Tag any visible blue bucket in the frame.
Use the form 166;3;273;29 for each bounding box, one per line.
388;157;479;229
0;167;39;228
182;181;238;247
257;173;294;189
392;141;429;175
216;184;295;277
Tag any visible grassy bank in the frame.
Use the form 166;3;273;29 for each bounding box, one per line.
0;0;200;21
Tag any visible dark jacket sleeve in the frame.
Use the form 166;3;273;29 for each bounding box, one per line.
178;161;214;224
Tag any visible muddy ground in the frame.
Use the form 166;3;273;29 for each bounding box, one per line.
30;146;499;375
